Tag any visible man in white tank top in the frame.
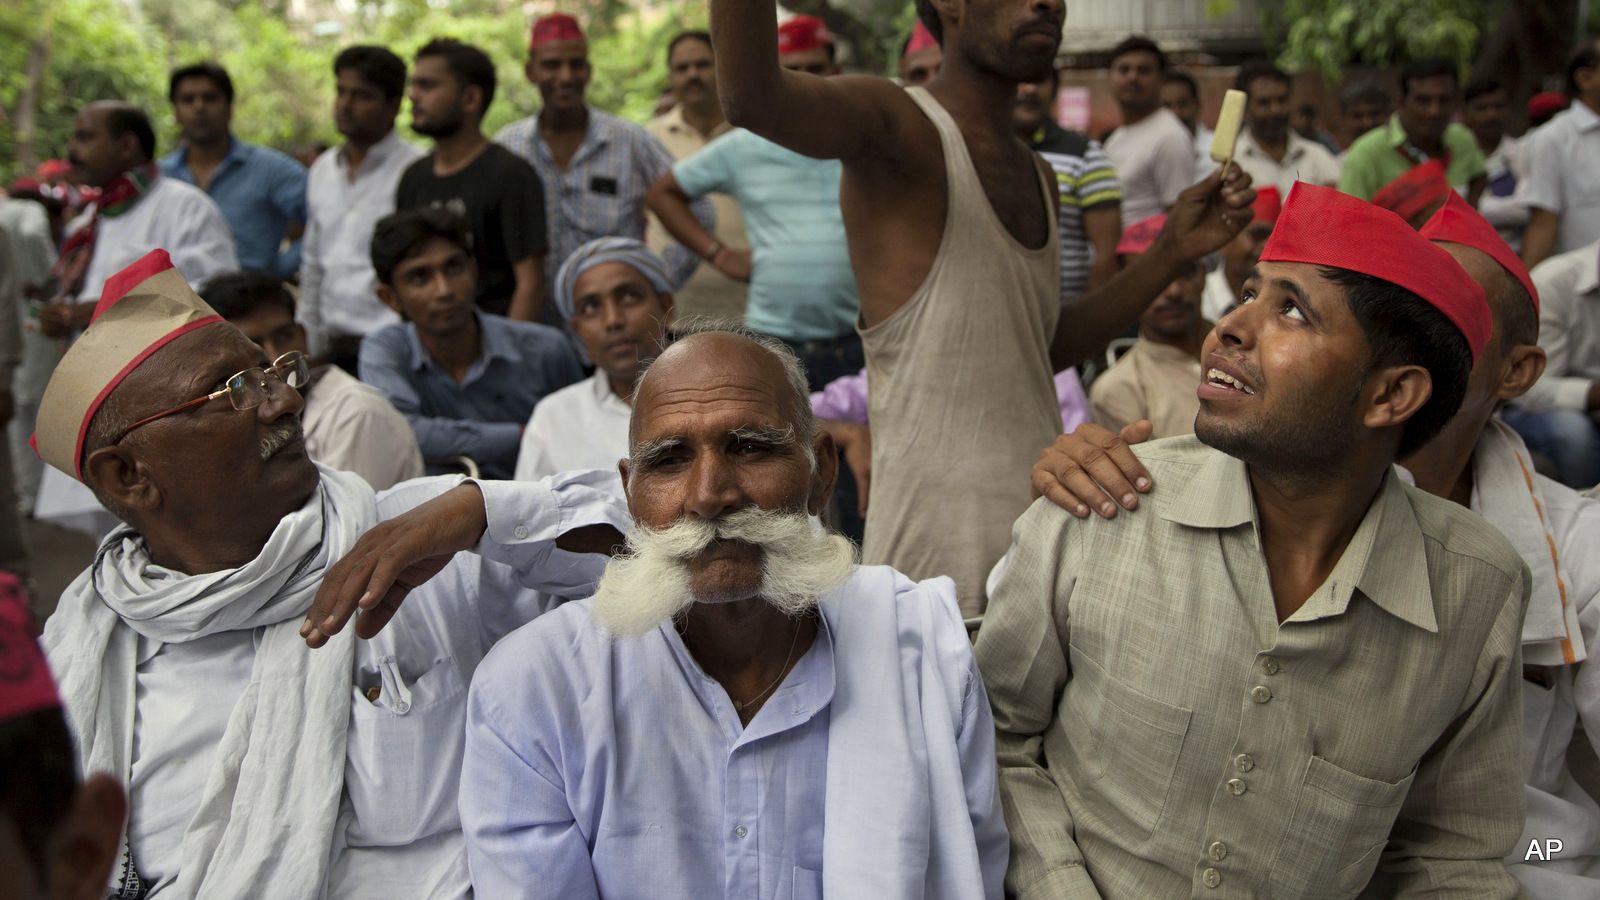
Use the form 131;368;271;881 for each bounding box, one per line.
709;0;1258;614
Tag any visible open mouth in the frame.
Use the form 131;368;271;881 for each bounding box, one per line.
1206;367;1256;395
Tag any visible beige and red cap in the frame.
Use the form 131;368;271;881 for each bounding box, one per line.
32;249;222;482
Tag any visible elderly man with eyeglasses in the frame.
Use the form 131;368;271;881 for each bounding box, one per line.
38;250;628;900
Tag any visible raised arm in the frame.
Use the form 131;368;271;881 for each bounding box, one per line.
710;0;899;161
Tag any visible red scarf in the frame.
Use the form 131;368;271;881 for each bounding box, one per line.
51;162;159;303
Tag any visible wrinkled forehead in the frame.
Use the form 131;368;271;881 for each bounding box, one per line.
632;338;795;443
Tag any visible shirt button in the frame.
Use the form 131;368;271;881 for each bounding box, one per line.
1209;840;1228;861
513;525;529;540
1250;685;1272;703
1227;778;1247;796
1203;867;1222;888
1263;656;1281;675
1234;753;1254;773
734;825;748;839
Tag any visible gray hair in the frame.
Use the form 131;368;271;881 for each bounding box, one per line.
628;318;819;469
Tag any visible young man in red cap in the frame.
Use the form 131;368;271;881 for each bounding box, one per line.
1088;215;1209;439
977;183;1526;898
710;0;1255;615
37;250;627;899
495;13;711;322
1201;185;1281;321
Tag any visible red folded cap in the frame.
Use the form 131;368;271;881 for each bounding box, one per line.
1261;183;1490;361
1528;91;1568;123
1420;191;1539;318
778;15;833;55
0;570;60;723
36;159;72;180
905;21;939;57
530;13;584;48
1371;159;1451;224
1117;214;1167;256
1251;185;1282;226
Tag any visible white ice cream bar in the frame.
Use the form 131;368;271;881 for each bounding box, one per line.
1210;89;1248;163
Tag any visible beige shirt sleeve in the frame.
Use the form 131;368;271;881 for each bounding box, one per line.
1088;361;1144;436
975;500;1103;900
305;374;426;491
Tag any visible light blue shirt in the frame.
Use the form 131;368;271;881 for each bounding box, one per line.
460;568;1007;900
673;129;859;342
161;137;307;278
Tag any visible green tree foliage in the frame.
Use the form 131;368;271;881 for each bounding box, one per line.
1268;0;1485;81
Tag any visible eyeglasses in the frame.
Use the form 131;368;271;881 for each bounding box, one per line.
112;351;310;445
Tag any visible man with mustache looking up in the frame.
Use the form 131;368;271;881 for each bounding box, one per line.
37;250;628;899
710;0;1256;614
359;208;583;480
457;323;1009;897
514;238;675;481
977;184;1528;897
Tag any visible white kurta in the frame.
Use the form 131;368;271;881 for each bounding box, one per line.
303;366;425;492
76;176;238;302
100;472;628;899
514;369;632;482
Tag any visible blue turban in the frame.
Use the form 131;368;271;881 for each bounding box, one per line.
553;237;675;321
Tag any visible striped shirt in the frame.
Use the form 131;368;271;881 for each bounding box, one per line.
495;109;713;305
1030;122;1122;298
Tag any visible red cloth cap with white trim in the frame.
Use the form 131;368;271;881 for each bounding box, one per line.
1420;190;1539;318
778;15;833;55
1251;185;1282;226
904;21;938;57
530;13;584;48
1259;183;1490;361
0;570;59;723
32;249;223;482
1370;159;1450;224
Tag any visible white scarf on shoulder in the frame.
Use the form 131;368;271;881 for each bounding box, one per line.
43;466;378;899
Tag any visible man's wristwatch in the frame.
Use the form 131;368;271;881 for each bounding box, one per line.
703;240;723;262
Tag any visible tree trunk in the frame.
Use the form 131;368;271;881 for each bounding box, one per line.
13;35;50;173
1471;0;1579;130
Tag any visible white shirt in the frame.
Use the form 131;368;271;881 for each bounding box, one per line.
1516;241;1600;412
1201;265;1239;324
1233;127;1344;198
299;131;424;355
1192;123;1217;184
1523;101;1600;255
0;197;55;289
1104;107;1197;224
514;369;631;482
1480;134;1530;251
76;175;237;302
120;473;629;899
303;366;424;492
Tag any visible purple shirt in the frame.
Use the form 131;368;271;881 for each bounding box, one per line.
811;368;1090;433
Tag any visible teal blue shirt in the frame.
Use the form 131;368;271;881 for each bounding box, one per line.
673;129;858;341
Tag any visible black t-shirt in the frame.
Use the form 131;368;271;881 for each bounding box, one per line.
396;143;548;316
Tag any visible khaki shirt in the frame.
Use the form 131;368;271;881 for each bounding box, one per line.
1088;339;1202;439
976;436;1529;899
645;105;749;323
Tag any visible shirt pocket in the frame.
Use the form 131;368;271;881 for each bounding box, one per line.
345;655;468;845
1076;657;1192;840
1268;755;1416;899
790;866;822;900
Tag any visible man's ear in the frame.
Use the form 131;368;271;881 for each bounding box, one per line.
1498;344;1547;404
46;774;126;900
925;0;958;36
1362;364;1434;431
523;57;538;87
807;429;839;518
84;445;160;513
376;284;403;316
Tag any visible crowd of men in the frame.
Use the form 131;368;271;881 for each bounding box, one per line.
8;0;1600;896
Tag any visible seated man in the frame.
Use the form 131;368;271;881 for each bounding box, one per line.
1034;191;1600;897
459;323;1009;897
201;270;424;491
977;183;1527;898
1089;215;1209;438
1;573;126;900
38;250;627;898
360;208;583;479
1501;239;1600;489
515;238;674;481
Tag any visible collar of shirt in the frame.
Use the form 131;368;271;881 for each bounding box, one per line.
403;310;522;378
1567;100;1600;133
661;104;733;142
169;135;251;181
658;612;836;748
335;129;406;180
1156;449;1439;631
1132;337;1202;369
1238;127;1307;165
587;367;633;413
532;106;613;171
1578;243;1600;296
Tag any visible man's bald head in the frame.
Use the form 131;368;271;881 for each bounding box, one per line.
629;323;817;460
1436;242;1537;355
